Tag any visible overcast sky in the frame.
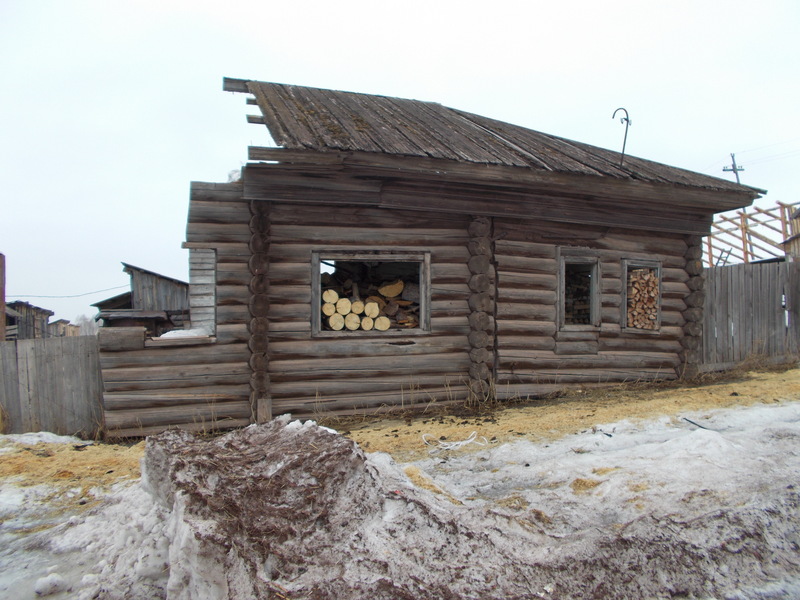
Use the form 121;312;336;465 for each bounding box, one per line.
2;0;798;322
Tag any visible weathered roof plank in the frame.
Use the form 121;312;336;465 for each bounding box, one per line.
236;79;764;199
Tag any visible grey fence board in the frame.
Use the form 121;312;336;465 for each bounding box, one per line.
701;262;800;371
0;336;103;437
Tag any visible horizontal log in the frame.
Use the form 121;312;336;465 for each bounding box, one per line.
599;324;683;339
497;271;557;290
98;327;146;352
495;220;689;256
104;401;251;429
100;342;249;369
183;242;250;259
493;238;557;259
188;199;251;224
493;380;672;400
496;287;557;304
272;386;470;416
268;335;469;359
103;361;250;386
662;267;690;283
496;335;556;351
269;372;467;399
268;201;470;230
270;224;469;246
185;222;251;244
497;350;680;370
269;243;469;265
598;337;682;353
217;284;250;304
495;319;557;336
496;367;677;384
269;352;471;380
495;254;556;274
497;303;556;321
103;392;249;411
554;341;599;355
106;418;251;440
662;280;690;298
217;304;249;324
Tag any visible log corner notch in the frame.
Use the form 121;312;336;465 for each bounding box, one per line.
249;200;272;422
467;216;496;400
679;235;705;378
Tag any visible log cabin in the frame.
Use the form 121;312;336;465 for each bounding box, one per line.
98;79;764;437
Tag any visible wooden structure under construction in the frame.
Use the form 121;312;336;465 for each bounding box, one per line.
98;80;764;437
705;201;799;267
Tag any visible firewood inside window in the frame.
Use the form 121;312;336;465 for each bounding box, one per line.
625;264;661;330
563;262;596;325
319;259;422;332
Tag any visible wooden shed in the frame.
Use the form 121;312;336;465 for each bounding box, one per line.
6;301;55;340
98;79;764;437
93;263;189;336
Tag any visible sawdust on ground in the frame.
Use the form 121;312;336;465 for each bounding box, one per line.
1;365;797;495
330;365;800;462
0;438;145;513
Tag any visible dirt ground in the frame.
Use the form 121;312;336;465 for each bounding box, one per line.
1;364;798;492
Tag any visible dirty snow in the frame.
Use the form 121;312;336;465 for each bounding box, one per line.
1;401;799;599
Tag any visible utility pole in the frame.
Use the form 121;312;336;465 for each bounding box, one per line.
723;153;744;184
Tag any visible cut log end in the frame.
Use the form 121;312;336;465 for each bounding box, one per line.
328;313;344;330
322;289;339;303
374;316;391;331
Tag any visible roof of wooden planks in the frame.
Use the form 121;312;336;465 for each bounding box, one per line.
224;78;764;199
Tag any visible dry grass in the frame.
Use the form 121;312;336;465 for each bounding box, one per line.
341;363;800;462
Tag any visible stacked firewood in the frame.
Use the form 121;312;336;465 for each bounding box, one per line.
321;278;420;331
626;268;659;330
564;278;592;325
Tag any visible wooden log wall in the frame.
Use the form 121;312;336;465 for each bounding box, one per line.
265;203;472;417
99;182;253;438
493;218;688;398
466;216;495;399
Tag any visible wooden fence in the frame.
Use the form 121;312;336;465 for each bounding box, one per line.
701;261;800;371
0;336;104;438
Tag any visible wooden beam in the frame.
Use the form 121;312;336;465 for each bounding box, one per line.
222;77;251;93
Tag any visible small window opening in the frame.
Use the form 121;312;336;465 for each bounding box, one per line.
563;263;595;325
320;259;422;332
625;265;660;330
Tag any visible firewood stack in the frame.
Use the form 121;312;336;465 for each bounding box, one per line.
626;268;659;330
321;278;420;331
564;279;592;324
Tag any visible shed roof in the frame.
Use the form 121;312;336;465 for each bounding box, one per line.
226;78;764;199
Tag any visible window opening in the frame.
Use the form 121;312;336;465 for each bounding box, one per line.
318;257;425;333
563;262;595;325
624;263;660;330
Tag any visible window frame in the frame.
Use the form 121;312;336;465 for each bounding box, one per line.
311;250;431;337
558;248;601;330
621;258;662;333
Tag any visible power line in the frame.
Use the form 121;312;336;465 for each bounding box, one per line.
8;284;129;299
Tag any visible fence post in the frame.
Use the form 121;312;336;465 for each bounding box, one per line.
0;253;5;341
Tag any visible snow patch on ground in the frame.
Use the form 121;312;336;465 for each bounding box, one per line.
1;402;799;598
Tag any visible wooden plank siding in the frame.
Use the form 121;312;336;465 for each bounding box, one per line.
493;219;687;398
265;203;472;416
99;182;254;438
701;261;800;371
0;337;103;437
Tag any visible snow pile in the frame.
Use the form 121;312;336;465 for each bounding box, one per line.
2;402;800;599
